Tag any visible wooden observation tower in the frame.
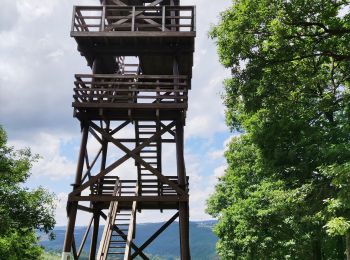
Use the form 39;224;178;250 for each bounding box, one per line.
62;0;195;259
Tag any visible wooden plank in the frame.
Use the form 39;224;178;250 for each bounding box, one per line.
71;31;196;38
72;102;187;109
75;74;188;79
74;88;187;92
74;94;187;99
69;195;188;202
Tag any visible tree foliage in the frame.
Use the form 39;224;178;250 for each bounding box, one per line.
0;126;56;259
207;0;350;259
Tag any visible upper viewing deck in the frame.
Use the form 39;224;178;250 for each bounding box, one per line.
71;4;196;76
71;5;195;52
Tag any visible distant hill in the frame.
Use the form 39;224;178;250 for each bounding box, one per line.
39;221;218;260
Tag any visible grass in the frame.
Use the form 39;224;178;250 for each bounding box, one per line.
42;252;61;260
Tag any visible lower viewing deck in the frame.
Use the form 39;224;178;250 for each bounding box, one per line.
73;74;189;120
69;176;189;211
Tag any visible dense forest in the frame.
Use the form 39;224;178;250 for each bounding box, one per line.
207;0;350;259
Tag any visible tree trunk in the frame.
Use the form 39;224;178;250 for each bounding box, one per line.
346;232;350;260
336;236;345;260
312;239;322;260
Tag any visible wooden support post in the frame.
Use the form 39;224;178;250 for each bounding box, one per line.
173;58;190;260
89;212;100;259
90;123;109;259
176;120;190;260
63;124;89;258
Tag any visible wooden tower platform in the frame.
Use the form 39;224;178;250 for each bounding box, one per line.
62;0;195;259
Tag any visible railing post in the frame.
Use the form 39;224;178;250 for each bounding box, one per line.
162;6;166;32
193;6;196;32
131;6;136;32
71;6;76;32
101;5;106;32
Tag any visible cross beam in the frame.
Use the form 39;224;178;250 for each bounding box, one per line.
132;212;179;258
68;120;182;197
90;121;186;195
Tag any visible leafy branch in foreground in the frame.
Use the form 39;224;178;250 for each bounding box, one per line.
0;126;56;259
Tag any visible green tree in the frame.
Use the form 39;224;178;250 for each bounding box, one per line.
0;126;56;259
207;0;350;259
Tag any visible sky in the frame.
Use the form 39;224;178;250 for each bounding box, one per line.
0;0;233;226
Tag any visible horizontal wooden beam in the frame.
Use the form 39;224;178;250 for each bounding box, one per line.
69;195;188;202
72;31;196;38
77;45;194;56
72;102;187;109
111;138;175;143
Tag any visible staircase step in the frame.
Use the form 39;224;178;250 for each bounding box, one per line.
138;125;156;128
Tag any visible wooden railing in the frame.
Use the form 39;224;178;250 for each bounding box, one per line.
100;176;187;196
124;184;138;260
73;74;188;107
72;5;196;33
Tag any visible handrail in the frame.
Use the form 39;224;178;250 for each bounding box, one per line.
73;74;188;106
124;184;139;259
72;5;196;33
96;177;120;260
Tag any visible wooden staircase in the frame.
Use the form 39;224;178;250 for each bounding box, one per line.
135;121;162;197
97;178;138;260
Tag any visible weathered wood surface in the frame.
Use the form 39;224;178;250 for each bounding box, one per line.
71;5;195;33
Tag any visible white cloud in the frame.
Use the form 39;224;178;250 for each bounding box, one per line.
9;131;77;180
214;165;226;179
55;192;69;226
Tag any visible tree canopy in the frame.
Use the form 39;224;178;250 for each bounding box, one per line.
0;126;56;259
207;0;350;259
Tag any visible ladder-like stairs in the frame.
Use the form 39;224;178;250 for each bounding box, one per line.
97;179;137;260
105;210;132;259
135;121;162;196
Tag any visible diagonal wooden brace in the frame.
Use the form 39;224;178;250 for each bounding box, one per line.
131;212;179;258
90;121;186;196
106;0;167;31
113;225;149;260
69;121;177;197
